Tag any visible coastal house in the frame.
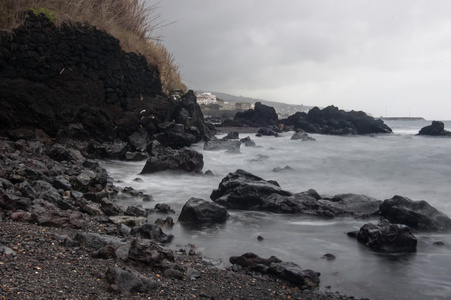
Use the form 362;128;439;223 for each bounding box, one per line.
196;92;217;105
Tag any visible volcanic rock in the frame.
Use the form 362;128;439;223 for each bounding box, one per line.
178;197;229;224
280;106;392;135
106;266;159;294
350;219;417;252
418;121;451;136
210;169;293;211
379;195;451;231
141;141;204;174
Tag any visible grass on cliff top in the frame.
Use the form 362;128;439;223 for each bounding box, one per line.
0;0;186;95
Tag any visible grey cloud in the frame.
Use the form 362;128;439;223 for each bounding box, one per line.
155;0;451;120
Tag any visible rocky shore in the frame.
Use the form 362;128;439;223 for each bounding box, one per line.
1;220;358;300
0;135;358;300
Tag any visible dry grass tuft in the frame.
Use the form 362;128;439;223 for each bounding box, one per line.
0;0;186;95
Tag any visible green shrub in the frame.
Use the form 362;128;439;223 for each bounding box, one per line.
30;6;56;23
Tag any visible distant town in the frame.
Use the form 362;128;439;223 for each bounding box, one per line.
196;92;253;111
194;91;312;121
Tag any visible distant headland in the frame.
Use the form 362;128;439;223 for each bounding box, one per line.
380;117;425;121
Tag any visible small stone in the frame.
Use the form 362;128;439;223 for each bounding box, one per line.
321;253;336;260
163;269;184;279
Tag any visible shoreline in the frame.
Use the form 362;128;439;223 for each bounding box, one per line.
0;135;358;300
0;217;356;300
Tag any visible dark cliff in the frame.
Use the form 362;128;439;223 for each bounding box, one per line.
0;12;213;149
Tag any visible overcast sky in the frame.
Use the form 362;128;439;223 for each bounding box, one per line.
155;0;451;120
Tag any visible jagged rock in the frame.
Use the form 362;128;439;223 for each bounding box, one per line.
155;217;174;228
307;193;382;218
280;106;392;135
0;189;32;212
210;169;293;212
70;169;100;193
240;136;256;147
154;123;197;149
230;253;320;288
154;203;175;214
31;180;70;209
178;197;229;224
268;262;320;288
91;244;117;259
46;143;84;163
82;202;105;216
106;266;159;294
231;102;279;127
128;129;149;152
291;130;315;141
83;191;109;203
127;238;174;266
74;232;128;250
257;126;280;137
379;195;451;231
221;132;239;140
15;181;36;199
30;199;89;229
141;141;204;174
229;252;281;268
130;224;174;243
349;219;417;252
98;198;124;216
108;215;145;227
418;121;451;136
211;171;380;217
124;206;147;217
53;175;72;190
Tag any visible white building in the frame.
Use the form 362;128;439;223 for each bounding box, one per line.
196;92;217;105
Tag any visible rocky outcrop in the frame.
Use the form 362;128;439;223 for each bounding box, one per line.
379;195;451;232
178;197;229;224
130;223;174;243
280;106;392;135
227;102;279;127
106;266;159;295
0;11;160;140
418;121;451;136
210;170;381;217
348;219;417;253
229;252;320;288
127;238;175;267
291;130;315;141
256;126;280;137
210;169;293;211
298;193;382;218
0;12;213;160
140;141;204;174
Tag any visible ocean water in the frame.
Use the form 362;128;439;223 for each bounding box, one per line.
102;120;451;300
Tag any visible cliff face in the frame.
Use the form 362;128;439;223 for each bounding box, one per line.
0;11;172;142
